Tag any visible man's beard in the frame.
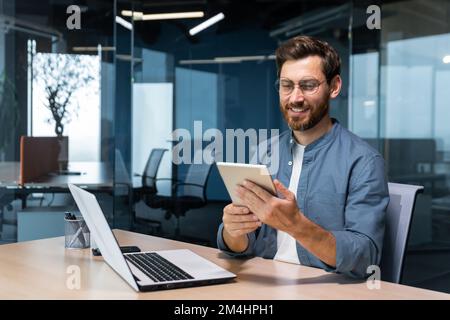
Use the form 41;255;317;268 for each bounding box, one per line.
280;102;329;131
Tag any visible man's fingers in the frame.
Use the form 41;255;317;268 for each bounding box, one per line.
242;180;272;202
236;186;263;212
227;221;262;230
224;214;259;223
274;179;295;201
224;204;250;215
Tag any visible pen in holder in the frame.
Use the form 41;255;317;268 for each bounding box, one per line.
65;213;90;249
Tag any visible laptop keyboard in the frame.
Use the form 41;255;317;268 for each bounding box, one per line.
125;252;194;282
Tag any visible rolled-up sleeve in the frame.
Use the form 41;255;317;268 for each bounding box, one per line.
330;155;389;278
217;223;257;258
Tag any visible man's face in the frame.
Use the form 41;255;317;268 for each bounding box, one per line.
278;56;332;131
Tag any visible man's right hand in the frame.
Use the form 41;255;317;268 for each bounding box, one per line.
222;204;262;253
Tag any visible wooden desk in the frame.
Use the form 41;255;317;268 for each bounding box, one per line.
0;230;449;300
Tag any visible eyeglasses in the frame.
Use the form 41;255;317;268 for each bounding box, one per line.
275;78;326;96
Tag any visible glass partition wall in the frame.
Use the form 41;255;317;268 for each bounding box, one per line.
123;0;450;292
1;0;450;293
0;0;116;242
352;0;450;291
124;1;352;245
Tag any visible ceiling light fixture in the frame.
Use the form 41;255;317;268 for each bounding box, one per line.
73;46;115;52
115;16;132;30
189;12;225;36
443;55;450;64
179;55;275;65
121;10;203;21
140;11;204;21
121;10;143;18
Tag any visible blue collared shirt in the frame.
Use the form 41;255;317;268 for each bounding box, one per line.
217;119;389;279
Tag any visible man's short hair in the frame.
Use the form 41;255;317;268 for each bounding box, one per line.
275;35;341;84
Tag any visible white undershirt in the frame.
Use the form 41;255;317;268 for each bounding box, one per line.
274;142;305;264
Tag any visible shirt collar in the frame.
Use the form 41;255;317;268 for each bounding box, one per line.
288;118;340;153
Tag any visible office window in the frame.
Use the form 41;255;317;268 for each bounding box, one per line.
132;82;173;196
31;52;101;161
351;52;379;138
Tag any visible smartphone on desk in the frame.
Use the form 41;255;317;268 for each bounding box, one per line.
92;246;141;256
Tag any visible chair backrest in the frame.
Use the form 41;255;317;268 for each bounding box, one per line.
380;182;424;283
364;138;436;177
142;148;168;192
20;136;68;184
177;161;213;202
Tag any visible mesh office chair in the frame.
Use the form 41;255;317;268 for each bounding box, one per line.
145;161;213;241
139;148;169;194
133;148;168;233
0;190;15;243
380;182;424;283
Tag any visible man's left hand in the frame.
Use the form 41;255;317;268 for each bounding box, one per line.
236;179;302;235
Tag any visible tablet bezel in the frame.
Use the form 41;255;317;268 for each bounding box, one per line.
216;162;276;206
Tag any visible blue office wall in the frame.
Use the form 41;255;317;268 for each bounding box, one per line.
144;25;284;200
130;23;283;200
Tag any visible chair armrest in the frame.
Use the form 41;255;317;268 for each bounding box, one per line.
133;173;142;177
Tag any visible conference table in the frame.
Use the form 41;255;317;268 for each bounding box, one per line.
0;229;449;300
0;161;113;188
0;161;114;208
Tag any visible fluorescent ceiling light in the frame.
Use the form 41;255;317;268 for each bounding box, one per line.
179;55;275;65
443;55;450;64
179;59;217;65
189;12;225;36
215;55;267;63
121;10;202;21
115;16;132;30
116;54;142;63
73;46;115;52
140;11;204;21
121;10;143;18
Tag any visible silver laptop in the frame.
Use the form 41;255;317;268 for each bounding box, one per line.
68;183;236;292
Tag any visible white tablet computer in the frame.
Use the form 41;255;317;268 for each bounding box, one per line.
216;162;276;206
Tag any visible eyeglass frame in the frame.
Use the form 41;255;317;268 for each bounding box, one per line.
274;77;327;96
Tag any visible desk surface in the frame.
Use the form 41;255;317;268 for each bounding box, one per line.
0;229;449;300
0;161;112;189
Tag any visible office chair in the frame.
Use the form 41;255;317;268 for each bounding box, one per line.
380;182;424;283
0;189;16;243
143;161;213;243
132;148;168;233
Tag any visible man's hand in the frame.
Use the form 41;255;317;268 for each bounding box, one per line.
236;178;337;267
221;204;262;253
236;179;302;235
222;204;262;237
